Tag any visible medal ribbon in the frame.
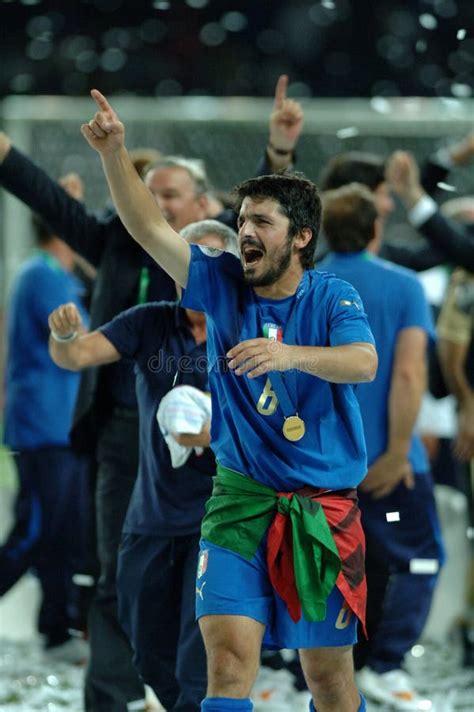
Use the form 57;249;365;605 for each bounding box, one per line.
257;272;309;421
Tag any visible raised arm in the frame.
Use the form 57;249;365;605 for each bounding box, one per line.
81;90;190;287
386;151;474;271
263;74;304;174
48;302;120;371
0;132;107;266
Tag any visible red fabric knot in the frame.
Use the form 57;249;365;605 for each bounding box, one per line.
267;491;301;623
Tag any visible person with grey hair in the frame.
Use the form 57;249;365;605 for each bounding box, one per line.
47;222;239;712
181;219;240;257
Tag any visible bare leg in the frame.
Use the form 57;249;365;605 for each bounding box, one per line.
300;645;360;712
199;614;265;698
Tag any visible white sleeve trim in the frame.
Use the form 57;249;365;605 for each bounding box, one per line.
408;195;438;227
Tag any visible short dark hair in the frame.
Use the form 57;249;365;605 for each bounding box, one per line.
322;183;378;253
233;172;321;270
319;152;386;192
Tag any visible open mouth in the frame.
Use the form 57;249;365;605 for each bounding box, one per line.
242;245;265;267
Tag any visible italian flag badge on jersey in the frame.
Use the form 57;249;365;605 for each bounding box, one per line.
263;323;283;341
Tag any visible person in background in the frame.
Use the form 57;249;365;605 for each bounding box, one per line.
0;196;89;661
48;220;238;712
386;146;474;272
320;182;444;710
437;263;474;666
317;131;474;270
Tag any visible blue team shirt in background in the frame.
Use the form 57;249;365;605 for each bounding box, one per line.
181;245;375;491
4;253;88;449
320;251;435;474
99;302;214;536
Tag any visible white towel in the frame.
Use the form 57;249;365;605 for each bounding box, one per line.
156;385;212;468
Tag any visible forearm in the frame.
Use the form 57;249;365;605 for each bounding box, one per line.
380;242;445;272
265;145;294;173
449;134;474;166
173;430;211;448
100;147;190;285
418;213;474;272
49;330;89;370
49;328;119;370
387;366;425;455
291;343;377;383
0;147;104;266
438;340;472;406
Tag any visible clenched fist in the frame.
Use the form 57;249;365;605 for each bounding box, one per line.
48;302;83;338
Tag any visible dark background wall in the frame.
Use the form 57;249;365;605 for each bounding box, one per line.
1;0;473;100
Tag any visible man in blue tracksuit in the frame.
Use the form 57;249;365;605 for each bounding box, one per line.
320;183;445;711
48;220;239;712
1;216;89;654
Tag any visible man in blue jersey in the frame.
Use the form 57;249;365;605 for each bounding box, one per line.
320;183;444;711
1;212;89;657
80;90;378;712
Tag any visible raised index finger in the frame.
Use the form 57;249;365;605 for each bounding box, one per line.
273;74;288;110
91;88;116;116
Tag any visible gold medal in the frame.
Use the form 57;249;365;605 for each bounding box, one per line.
282;415;306;442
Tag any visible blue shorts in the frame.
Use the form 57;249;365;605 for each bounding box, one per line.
195;537;358;650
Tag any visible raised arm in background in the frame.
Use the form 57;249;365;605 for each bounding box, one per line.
421;131;474;195
263;74;304;174
81;90;191;287
386;150;474;271
0;132;109;266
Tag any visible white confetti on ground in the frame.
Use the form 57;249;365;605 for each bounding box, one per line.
0;639;84;711
2;636;473;711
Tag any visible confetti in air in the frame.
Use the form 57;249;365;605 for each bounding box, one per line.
436;182;457;192
419;14;438;30
386;511;400;522
336;127;360;139
409;559;439;574
370;97;392;114
451;83;472;97
322;0;336;9
457;29;467;40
